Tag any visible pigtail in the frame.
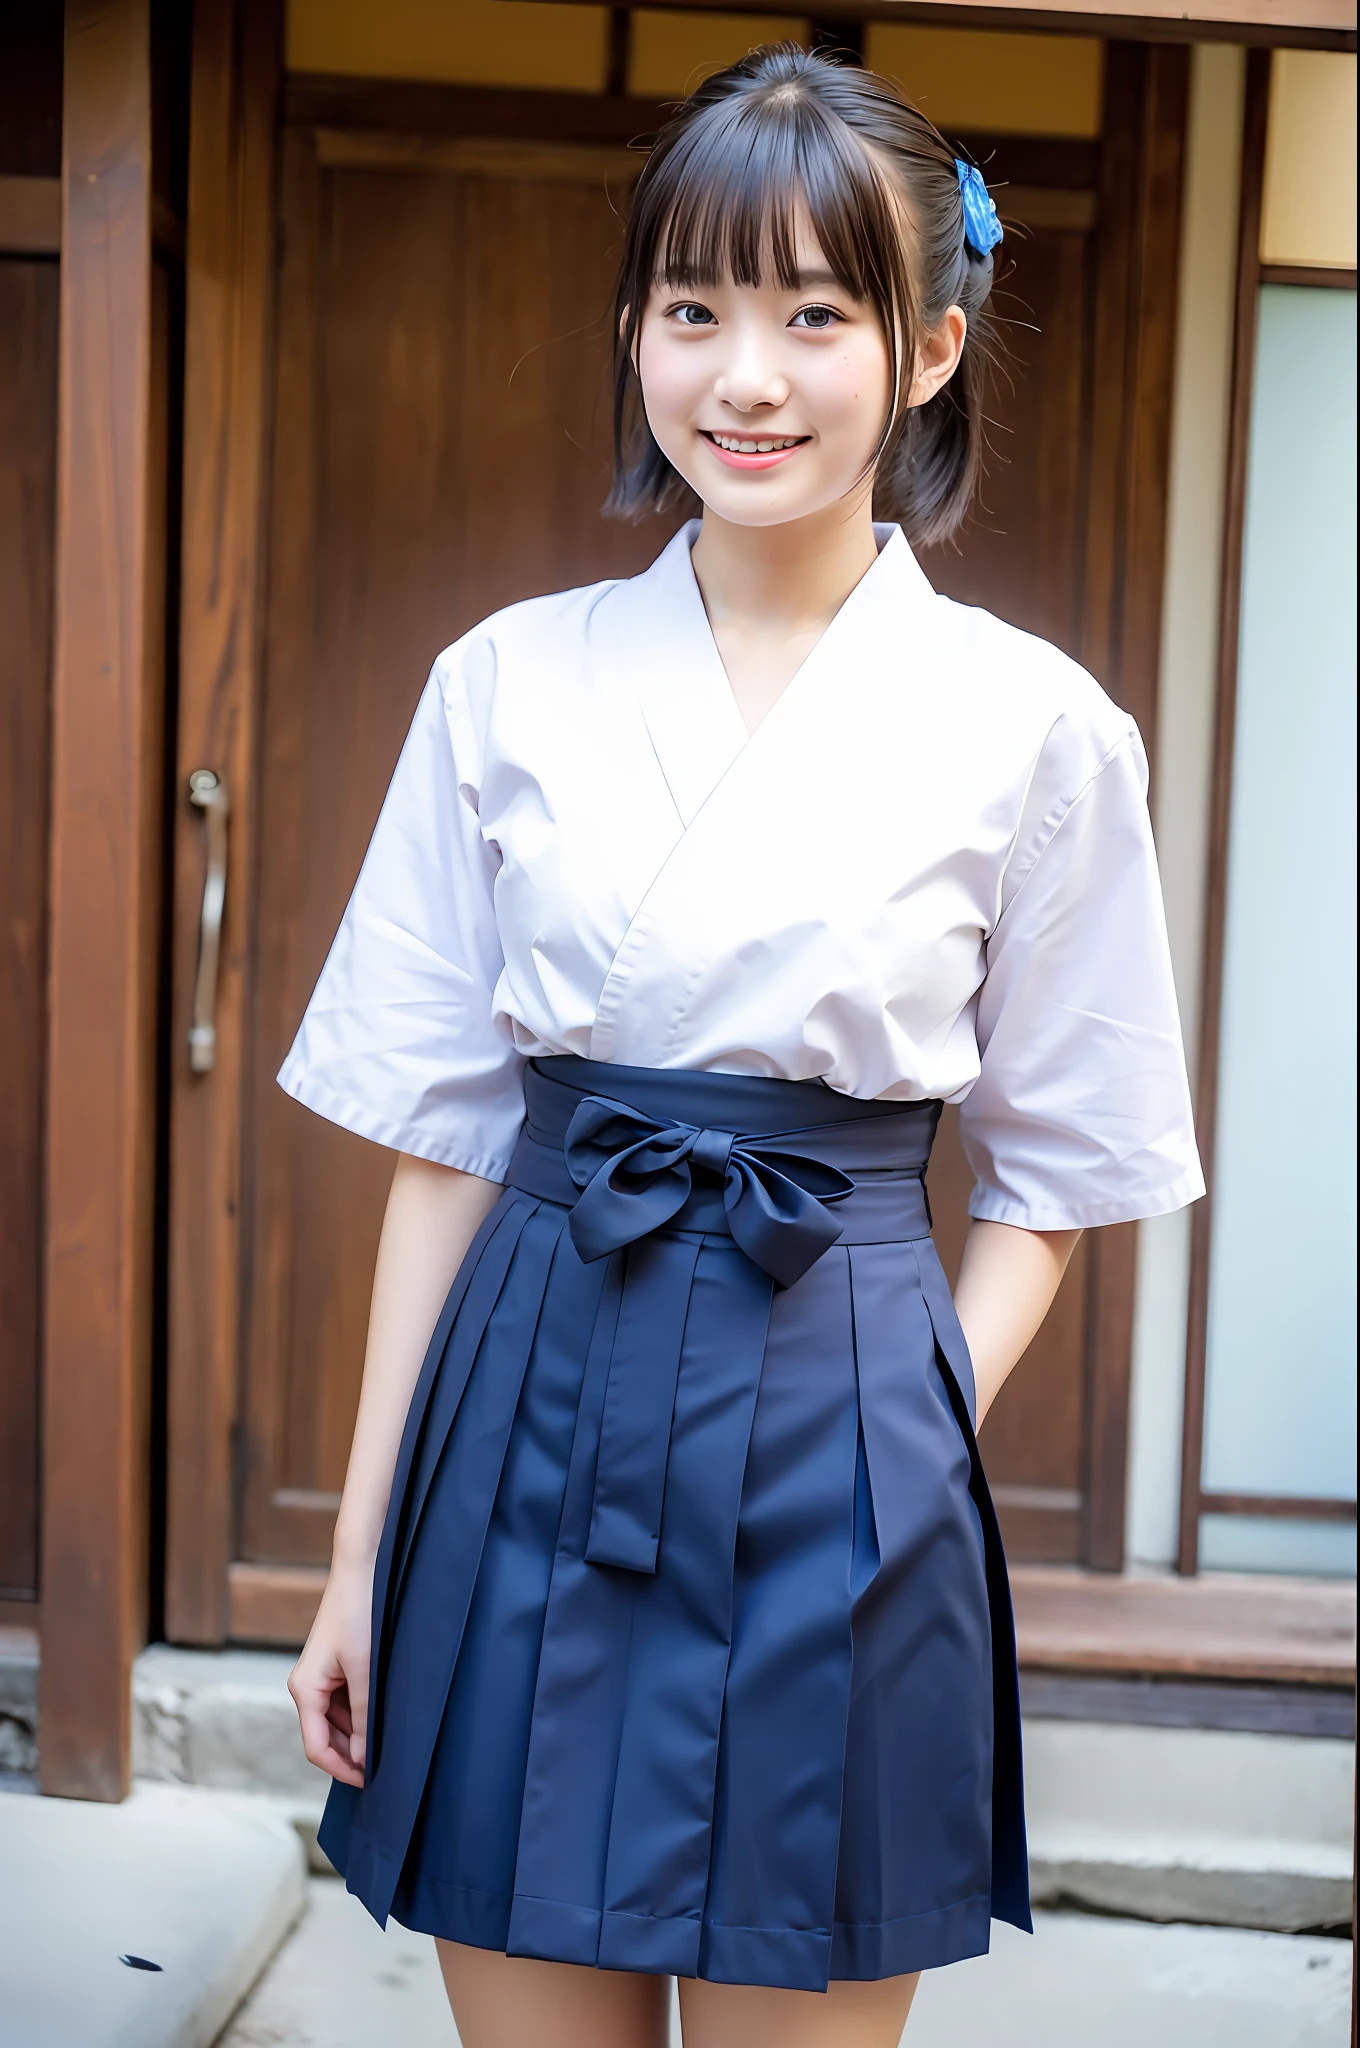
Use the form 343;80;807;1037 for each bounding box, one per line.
878;247;1000;548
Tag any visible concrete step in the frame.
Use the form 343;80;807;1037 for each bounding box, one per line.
1023;1717;1355;1932
1;1782;306;2048
220;1880;1354;2048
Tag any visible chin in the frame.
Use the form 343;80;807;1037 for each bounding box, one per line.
674;470;843;529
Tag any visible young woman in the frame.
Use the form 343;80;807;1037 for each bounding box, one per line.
284;46;1202;2048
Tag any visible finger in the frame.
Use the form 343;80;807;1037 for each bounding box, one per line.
294;1671;365;1788
297;1695;364;1786
348;1666;369;1752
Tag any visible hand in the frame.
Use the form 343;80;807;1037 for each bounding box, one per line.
288;1555;375;1789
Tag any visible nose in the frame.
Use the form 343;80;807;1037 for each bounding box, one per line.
712;324;790;415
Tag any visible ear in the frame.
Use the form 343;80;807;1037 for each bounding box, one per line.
906;305;967;409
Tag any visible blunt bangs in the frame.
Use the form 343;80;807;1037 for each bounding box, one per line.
651;92;903;319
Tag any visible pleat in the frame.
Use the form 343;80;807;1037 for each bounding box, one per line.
354;1203;566;1923
911;1238;1031;1934
832;1240;995;1976
598;1240;774;1974
698;1245;858;1990
387;1195;543;1631
504;1253;633;1964
352;1189;533;1795
507;1234;775;1975
391;1225;610;1946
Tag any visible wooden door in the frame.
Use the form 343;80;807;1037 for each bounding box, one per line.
168;37;1186;1644
241;130;670;1588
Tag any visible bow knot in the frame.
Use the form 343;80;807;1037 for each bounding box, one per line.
688;1124;736;1178
563;1094;853;1290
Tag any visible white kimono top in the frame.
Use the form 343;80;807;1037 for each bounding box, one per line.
279;523;1204;1232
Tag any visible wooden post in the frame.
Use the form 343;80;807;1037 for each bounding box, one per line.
39;0;162;1800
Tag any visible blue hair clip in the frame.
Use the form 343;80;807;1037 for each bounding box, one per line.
955;159;1003;256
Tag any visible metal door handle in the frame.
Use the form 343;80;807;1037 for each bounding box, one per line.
188;768;230;1073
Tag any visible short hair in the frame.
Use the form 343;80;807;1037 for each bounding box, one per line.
608;44;1001;547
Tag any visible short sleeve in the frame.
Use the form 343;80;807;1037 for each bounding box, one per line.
959;729;1204;1231
276;651;525;1179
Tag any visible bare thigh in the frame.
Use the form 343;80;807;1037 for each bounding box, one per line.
436;1941;671;2048
678;1972;920;2048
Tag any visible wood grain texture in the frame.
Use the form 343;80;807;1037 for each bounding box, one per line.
39;0;161;1800
1178;50;1271;1578
164;0;283;1646
0;250;57;1605
239;132;678;1576
497;0;1357;49
1081;45;1189;1571
226;1560;327;1643
1258;262;1357;289
0;175;61;254
1011;1563;1357;1683
1200;1490;1359;1522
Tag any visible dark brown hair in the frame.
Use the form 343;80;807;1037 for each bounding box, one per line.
608;44;1000;547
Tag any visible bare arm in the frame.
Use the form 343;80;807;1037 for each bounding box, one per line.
289;1154;504;1785
952;1218;1082;1428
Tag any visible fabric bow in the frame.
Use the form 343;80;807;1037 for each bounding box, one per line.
563;1094;854;1289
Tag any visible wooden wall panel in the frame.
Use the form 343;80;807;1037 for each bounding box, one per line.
39;0;162;1801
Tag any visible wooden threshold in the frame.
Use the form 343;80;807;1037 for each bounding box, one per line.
1011;1564;1357;1687
227;1562;327;1645
226;1559;1359;1699
1019;1669;1355;1738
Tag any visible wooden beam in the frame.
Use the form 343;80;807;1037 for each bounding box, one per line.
39;0;163;1801
1078;43;1190;1572
165;0;283;1646
1178;49;1272;1577
1199;1489;1358;1522
497;0;1357;51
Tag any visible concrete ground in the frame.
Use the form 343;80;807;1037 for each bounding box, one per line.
1;1783;306;2048
219;1879;1353;2048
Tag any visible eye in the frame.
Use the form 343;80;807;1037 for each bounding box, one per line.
790;304;841;330
672;302;717;327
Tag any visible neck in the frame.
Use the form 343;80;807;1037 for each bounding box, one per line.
689;492;881;637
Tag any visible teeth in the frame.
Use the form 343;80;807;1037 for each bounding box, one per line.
709;433;802;454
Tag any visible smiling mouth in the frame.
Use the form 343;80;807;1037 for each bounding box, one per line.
701;430;810;454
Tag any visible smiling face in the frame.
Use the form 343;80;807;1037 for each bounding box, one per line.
635;214;896;530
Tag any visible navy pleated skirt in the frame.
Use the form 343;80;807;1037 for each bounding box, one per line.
318;1056;1030;1990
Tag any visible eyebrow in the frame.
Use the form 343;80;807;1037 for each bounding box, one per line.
793;268;842;289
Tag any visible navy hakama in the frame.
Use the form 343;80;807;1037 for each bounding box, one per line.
317;1056;1030;1990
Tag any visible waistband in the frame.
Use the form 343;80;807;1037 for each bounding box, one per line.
508;1056;941;1266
